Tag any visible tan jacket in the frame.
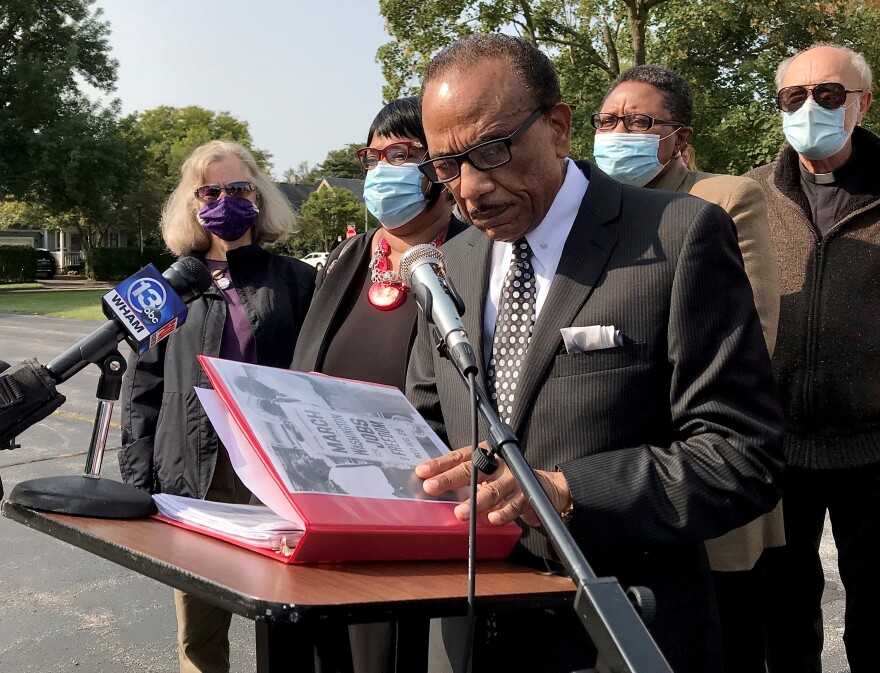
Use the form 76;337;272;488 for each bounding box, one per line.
653;160;785;571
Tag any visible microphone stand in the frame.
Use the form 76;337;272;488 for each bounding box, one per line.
8;351;155;518
431;328;672;673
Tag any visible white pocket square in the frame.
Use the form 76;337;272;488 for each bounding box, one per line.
560;326;622;354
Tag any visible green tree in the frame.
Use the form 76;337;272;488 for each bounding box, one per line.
13;100;150;274
379;0;880;174
0;0;117;199
293;143;366;183
297;188;365;252
377;0;672;102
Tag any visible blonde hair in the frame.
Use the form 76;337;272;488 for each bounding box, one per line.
162;140;296;256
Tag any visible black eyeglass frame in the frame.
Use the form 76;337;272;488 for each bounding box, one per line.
356;141;426;171
590;112;685;133
418;107;548;184
776;82;865;113
194;181;256;202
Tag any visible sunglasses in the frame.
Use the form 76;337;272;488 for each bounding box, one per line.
357;141;425;170
418;108;546;184
194;181;255;202
776;82;864;113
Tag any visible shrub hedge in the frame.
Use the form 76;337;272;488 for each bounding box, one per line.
0;245;37;282
88;246;177;281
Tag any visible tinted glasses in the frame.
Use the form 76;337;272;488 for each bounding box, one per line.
418;108;546;184
777;82;864;113
194;181;255;202
357;141;425;170
591;113;684;132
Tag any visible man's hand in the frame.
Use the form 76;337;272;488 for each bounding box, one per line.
415;443;572;527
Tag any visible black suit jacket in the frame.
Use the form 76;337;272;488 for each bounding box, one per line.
406;162;784;671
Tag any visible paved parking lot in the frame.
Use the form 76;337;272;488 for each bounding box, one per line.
0;312;851;672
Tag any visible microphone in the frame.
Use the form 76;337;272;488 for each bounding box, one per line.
46;257;213;384
399;244;478;376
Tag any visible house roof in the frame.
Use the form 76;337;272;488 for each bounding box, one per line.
319;177;365;202
276;182;318;210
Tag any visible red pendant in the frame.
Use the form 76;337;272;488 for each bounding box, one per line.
368;281;407;310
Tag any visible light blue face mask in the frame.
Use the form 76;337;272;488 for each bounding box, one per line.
592;132;675;187
363;162;428;229
782;97;858;160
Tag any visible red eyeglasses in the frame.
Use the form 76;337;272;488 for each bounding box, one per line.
357;141;426;170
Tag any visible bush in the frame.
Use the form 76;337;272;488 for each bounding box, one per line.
88;246;177;281
0;245;37;283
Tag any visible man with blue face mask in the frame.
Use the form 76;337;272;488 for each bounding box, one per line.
746;44;880;673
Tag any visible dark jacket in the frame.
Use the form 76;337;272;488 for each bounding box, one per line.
292;217;469;374
406;162;783;672
746;126;880;470
118;244;316;497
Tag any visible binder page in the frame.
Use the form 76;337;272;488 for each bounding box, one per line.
153;494;303;552
195;387;304;524
201;358;456;502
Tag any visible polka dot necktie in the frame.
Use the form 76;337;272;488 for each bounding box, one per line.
487;237;536;423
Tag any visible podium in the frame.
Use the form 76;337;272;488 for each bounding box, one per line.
2;501;576;672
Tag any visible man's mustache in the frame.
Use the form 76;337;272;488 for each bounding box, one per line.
467;201;514;219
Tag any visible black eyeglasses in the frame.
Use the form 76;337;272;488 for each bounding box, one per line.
776;82;864;113
194;181;255;202
357;141;425;170
418;108;546;184
590;112;684;132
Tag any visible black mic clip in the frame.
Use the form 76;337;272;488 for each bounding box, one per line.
473;418;520;476
445;274;466;317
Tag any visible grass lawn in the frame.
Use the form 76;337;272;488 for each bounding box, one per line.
0;282;43;291
0;289;106;320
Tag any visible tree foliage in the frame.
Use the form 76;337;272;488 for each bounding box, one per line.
286;143;365;184
2;100;149;272
379;0;880;174
0;0;117;199
298;188;365;252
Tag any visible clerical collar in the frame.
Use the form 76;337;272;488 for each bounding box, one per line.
799;146;859;186
800;163;836;185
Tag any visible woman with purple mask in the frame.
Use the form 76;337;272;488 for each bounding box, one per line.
119;140;315;673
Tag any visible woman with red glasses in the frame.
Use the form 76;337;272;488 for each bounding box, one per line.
292;96;468;673
293;96;467;390
119;140;315;673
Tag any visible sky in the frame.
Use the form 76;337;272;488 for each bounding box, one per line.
89;0;392;180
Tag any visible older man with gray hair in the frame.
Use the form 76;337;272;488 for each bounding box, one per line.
746;44;879;673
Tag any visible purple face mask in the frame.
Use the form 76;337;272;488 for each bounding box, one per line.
197;197;259;241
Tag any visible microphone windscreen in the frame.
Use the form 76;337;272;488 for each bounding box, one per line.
164;257;213;303
399;244;445;285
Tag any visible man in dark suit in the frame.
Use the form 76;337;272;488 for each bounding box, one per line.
406;34;784;673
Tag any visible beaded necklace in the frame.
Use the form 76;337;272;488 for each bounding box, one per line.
367;230;446;310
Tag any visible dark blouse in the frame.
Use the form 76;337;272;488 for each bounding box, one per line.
319;263;418;391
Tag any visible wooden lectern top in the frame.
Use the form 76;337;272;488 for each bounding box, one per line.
2;501;576;626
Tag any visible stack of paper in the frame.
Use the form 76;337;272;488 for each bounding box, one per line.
153;493;304;555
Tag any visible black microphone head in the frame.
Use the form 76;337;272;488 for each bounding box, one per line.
399;244;445;285
163;257;213;304
0;360;10;374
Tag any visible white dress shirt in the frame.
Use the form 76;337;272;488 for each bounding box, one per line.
482;159;590;362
